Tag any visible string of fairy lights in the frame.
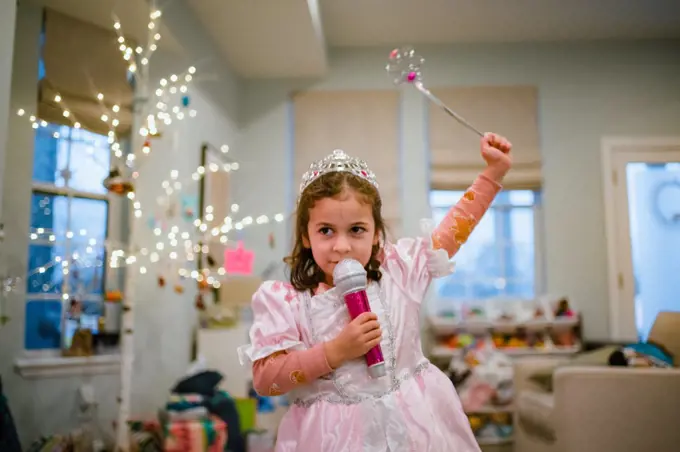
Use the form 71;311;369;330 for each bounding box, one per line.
10;6;287;301
23;139;286;295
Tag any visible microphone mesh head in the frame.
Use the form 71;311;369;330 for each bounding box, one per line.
333;259;367;295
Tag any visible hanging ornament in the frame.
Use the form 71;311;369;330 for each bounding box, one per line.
104;167;135;195
157;275;166;288
165;199;178;219
173;284;184;294
105;290;123;302
180;194;198;222
197;276;209;291
181;95;190;107
147;215;158;230
195;293;205;311
268;232;275;249
224;241;254;276
142;138;152;155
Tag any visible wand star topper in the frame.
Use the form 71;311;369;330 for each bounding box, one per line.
386;46;484;138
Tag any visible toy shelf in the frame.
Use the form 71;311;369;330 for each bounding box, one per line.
427;296;583;361
428;297;581;449
430;343;581;359
467;405;515;414
428;315;580;336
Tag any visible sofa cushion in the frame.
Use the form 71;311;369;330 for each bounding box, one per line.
528;345;618;392
517;391;556;441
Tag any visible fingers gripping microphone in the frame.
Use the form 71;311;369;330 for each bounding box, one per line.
333;259;386;379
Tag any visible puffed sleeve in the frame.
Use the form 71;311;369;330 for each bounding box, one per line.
383;173;501;302
237;280;305;365
382;219;456;303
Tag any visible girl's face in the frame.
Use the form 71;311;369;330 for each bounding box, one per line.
303;189;379;285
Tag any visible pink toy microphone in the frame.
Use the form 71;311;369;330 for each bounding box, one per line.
333;259;387;379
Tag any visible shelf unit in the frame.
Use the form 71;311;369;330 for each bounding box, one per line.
428;314;582;359
429;316;580;334
427;310;582;447
477;437;514;447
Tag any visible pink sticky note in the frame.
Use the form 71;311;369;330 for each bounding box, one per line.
224;241;254;275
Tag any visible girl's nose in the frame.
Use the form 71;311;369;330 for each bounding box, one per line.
333;235;351;253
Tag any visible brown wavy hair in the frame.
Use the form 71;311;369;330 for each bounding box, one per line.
284;172;386;291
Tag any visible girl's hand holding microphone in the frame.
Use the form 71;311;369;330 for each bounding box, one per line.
324;313;382;369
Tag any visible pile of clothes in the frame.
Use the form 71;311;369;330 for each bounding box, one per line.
161;369;245;452
129;368;246;452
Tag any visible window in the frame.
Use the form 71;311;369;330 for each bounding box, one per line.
25;124;111;350
430;190;543;313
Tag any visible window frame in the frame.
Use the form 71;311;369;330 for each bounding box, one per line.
429;189;546;307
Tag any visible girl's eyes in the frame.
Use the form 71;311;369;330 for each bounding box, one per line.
319;227;333;236
318;226;367;236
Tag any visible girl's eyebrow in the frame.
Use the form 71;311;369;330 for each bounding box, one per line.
313;221;369;228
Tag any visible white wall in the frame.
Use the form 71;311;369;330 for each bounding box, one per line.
0;1;244;445
125;0;244;416
239;41;680;340
128;52;242;417
0;0;17;215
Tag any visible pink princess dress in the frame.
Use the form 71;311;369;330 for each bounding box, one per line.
238;217;484;452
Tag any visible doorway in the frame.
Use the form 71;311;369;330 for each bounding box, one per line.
602;138;680;341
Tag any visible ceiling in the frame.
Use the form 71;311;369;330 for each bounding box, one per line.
29;0;680;79
190;0;680;78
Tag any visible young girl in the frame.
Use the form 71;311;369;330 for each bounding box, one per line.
239;133;512;451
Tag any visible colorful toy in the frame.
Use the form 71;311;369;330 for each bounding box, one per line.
468;415;483;433
554;298;574;317
552;329;577;347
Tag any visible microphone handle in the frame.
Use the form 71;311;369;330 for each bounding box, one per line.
343;289;386;377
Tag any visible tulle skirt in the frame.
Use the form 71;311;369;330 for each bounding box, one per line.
274;364;481;452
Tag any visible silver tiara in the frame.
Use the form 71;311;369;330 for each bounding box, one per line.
299;149;379;195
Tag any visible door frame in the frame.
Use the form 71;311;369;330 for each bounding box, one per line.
601;136;680;341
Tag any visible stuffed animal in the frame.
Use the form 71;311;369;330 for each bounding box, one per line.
609;342;674;368
554;298;574;317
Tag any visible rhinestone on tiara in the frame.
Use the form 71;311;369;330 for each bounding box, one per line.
299;149;379;195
